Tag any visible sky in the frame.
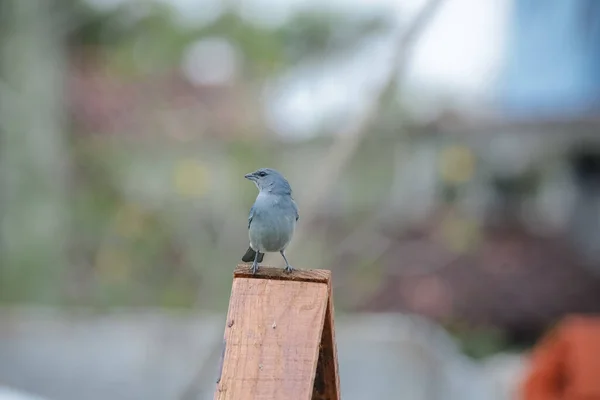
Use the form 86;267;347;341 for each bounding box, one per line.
256;0;511;137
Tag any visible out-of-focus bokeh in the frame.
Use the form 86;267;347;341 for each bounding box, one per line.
2;0;600;399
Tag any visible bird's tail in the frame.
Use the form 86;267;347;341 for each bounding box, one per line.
241;247;264;263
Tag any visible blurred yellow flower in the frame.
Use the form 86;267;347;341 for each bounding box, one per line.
439;145;475;184
439;212;479;253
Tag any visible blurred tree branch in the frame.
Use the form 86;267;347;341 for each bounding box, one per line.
282;0;446;265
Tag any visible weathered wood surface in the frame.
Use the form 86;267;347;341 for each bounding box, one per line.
233;265;331;283
215;265;340;400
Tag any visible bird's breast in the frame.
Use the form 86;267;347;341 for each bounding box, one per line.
248;210;296;252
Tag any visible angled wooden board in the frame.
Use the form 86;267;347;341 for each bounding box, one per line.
312;282;340;400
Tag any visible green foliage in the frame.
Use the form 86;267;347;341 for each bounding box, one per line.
65;137;202;308
1;0;401;309
279;11;390;63
61;0;390;78
446;322;509;359
195;12;287;76
62;0;140;47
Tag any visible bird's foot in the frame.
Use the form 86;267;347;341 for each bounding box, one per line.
284;265;294;274
251;262;259;275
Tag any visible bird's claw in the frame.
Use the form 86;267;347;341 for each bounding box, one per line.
284;265;294;274
251;263;259;274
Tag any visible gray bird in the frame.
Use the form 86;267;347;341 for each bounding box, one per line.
241;168;299;274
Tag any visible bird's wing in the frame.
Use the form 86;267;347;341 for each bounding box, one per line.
248;204;255;229
292;199;299;221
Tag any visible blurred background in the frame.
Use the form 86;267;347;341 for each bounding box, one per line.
2;0;600;399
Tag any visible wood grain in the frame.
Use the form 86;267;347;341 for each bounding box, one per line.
234;265;331;283
215;276;329;399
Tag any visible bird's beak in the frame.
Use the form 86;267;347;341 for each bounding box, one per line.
244;173;255;181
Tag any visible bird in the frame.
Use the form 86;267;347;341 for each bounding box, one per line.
241;168;299;274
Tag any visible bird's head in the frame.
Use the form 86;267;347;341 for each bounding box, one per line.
244;168;292;195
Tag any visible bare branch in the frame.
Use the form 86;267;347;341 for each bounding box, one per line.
282;0;447;264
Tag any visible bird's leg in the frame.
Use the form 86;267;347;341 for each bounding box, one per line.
251;250;261;274
280;250;294;273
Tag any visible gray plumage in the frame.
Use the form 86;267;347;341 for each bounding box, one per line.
241;168;299;274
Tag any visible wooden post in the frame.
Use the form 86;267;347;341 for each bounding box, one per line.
214;265;340;400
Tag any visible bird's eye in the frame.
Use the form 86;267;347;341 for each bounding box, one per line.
258;171;267;177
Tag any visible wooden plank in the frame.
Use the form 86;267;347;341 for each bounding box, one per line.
234;265;331;283
312;281;341;400
215;273;330;399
